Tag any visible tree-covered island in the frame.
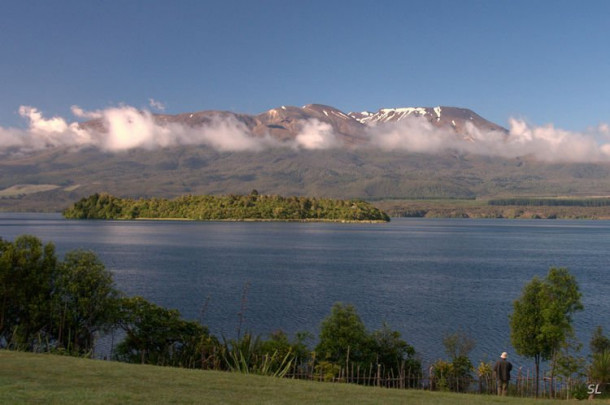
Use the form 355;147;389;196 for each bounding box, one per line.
62;191;391;222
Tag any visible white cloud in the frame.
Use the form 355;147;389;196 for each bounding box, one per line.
184;115;274;152
148;98;166;111
70;105;102;119
0;104;279;153
359;114;610;162
364;115;453;153
295;119;340;149
499;119;608;162
11;106;93;150
2;103;610;163
18;106;69;133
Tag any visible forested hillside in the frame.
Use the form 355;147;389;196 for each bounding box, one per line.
6;146;610;213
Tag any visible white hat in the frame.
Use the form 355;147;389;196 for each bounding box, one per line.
501;352;508;359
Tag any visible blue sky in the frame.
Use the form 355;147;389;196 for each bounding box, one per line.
2;0;609;131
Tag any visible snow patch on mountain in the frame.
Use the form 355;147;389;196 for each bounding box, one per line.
349;107;443;124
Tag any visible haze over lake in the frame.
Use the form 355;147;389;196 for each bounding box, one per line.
1;213;608;366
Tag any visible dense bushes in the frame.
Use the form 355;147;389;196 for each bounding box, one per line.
0;235;119;354
315;303;420;381
62;191;390;222
114;296;219;368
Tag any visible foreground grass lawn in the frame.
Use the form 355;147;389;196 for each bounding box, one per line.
0;350;605;404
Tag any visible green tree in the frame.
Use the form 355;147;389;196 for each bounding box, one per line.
115;296;217;367
443;329;476;360
510;267;583;397
315;303;420;383
590;350;610;398
432;330;475;392
371;322;420;380
590;326;610;356
445;330;475;391
551;335;586;398
63;193;391;222
54;250;120;355
588;327;610;399
0;235;57;350
315;303;372;369
259;330;311;366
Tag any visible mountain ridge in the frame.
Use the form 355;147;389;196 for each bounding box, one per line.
78;103;506;147
2;103;610;212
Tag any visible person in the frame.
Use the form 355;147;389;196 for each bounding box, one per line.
493;351;513;396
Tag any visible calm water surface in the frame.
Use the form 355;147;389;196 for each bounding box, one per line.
1;213;609;366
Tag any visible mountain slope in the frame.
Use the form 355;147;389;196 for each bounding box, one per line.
3;145;610;212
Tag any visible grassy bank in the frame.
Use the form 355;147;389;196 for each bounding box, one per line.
0;350;601;404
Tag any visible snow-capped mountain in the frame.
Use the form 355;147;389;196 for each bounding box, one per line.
348;106;507;135
82;103;506;146
6;102;610;212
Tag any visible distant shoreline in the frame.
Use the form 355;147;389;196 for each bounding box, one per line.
373;199;610;220
132;217;389;223
7;197;610;220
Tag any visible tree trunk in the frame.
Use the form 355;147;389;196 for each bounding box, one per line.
535;354;540;398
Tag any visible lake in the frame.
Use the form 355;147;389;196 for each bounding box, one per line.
1;213;608;367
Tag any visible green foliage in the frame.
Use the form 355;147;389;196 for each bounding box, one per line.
259;330;311;366
222;331;298;377
371;322;420;375
442;329;475;361
510;277;544;360
62;193;126;219
476;361;494;393
0;235;57;350
316;303;370;365
431;359;452;392
314;360;342;382
590;326;610;356
450;356;474;392
590;350;610;387
571;382;590;400
432;330;475;392
55;250;120;354
476;361;493;380
432;356;474;393
63;192;391;222
588;351;610;399
0;235;120;356
114;296;218;368
315;303;420;381
510;268;583;360
551;336;585;385
509;267;583;396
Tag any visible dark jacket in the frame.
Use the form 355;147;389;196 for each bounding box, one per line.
493;358;512;381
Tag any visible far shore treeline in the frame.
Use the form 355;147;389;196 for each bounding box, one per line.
488;197;610;207
62;191;390;222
